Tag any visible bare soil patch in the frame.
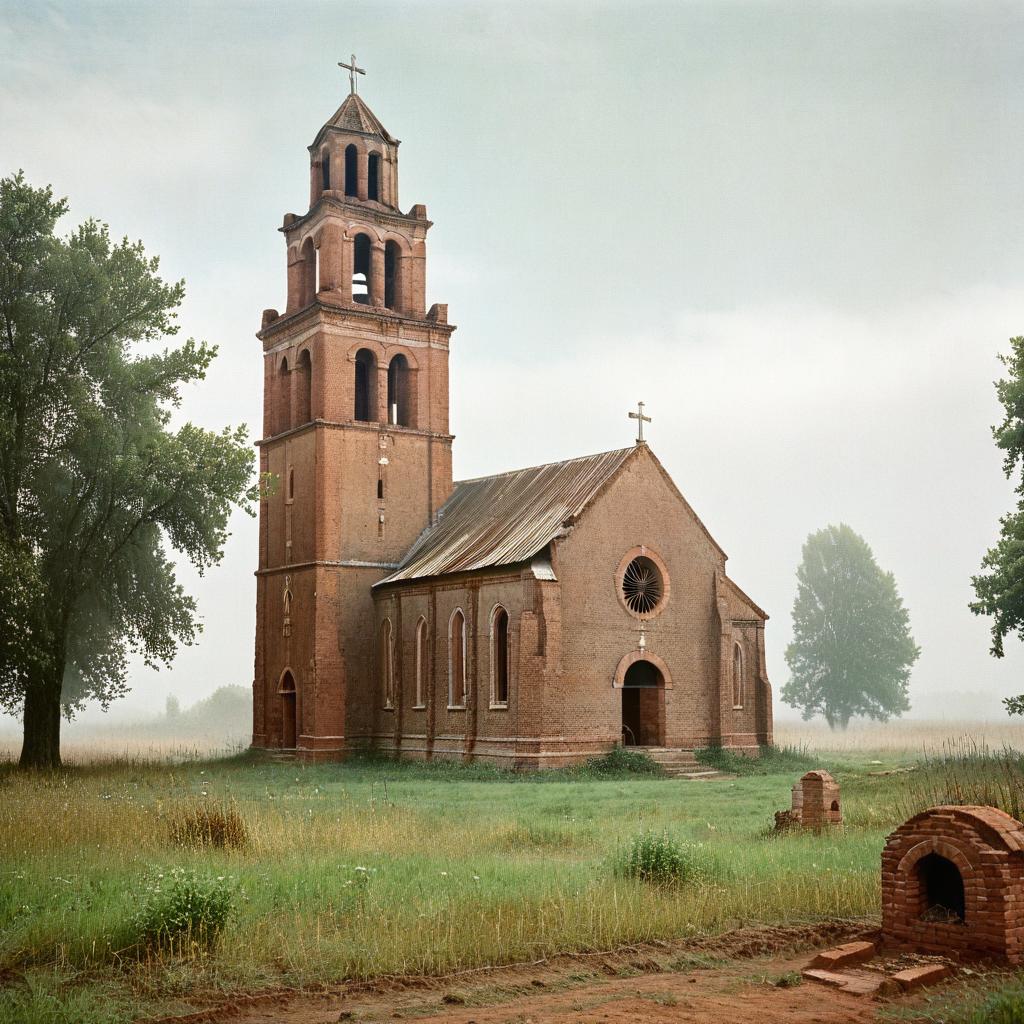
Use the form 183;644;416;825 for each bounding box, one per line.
143;920;945;1024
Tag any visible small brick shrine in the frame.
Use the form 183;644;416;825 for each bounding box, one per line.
881;805;1024;963
775;770;842;830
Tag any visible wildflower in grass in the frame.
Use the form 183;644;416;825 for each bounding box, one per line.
133;866;236;952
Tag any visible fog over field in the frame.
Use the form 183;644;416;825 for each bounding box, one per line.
2;1;1024;739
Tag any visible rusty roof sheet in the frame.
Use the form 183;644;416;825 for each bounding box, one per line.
376;447;636;586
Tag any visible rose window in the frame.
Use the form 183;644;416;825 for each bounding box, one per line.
621;556;664;616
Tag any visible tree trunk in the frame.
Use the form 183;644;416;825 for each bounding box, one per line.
19;668;63;769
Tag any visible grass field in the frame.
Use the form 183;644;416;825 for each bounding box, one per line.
2;734;1023;1023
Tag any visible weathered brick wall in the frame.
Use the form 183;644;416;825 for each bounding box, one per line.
367;446;772;768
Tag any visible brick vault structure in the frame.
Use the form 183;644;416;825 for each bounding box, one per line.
252;82;773;767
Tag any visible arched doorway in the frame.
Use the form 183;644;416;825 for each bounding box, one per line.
279;670;297;749
621;659;665;747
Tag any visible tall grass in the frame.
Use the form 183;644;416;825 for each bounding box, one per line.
889;739;1024;822
0;747;928;1022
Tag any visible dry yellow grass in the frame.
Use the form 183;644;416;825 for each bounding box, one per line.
775;718;1024;754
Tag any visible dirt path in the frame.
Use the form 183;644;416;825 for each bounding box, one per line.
151;922;940;1024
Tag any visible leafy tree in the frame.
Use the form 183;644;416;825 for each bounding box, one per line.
0;172;257;768
971;339;1024;720
781;523;919;729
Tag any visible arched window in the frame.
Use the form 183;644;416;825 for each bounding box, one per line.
300;237;316;306
414;616;427;708
354;348;377;422
379;619;394;709
387;354;410;426
295;349;312;424
732;642;744;708
449;609;466;708
384;239;401;310
344;144;358;197
352;233;371;305
321;150;330;191
276;357;291;434
368;152;381;201
491;607;509;706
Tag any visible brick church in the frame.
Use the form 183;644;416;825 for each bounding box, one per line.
251;71;773;767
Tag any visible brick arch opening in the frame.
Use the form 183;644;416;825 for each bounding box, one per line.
620;658;665;748
354;347;377;422
917;852;965;923
278;670;297;749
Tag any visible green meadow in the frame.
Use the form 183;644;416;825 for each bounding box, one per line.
0;742;1018;1022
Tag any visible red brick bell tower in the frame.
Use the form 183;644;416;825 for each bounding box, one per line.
251;68;455;760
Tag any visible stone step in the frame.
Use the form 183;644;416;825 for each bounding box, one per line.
645;750;699;766
653;761;721;776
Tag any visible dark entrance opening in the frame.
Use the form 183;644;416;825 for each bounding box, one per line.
280;671;297;749
621;660;664;747
917;853;965;923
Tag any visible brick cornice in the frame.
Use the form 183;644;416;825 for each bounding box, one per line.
281;195;430;238
256;418;454;447
257;301;456;345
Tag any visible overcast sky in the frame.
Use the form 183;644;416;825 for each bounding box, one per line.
2;0;1023;728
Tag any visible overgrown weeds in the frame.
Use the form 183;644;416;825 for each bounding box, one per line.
571;746;663;778
613;830;718;886
168;801;248;850
695;744;817;776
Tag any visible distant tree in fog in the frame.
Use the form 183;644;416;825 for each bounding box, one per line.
782;524;919;729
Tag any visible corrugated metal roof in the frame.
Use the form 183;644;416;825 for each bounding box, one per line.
376;447;636;586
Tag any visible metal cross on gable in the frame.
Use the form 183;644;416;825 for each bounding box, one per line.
338;53;366;95
629;401;651;444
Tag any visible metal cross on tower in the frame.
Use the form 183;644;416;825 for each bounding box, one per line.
629;401;651;444
338;54;366;95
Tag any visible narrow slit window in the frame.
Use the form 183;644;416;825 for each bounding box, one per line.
344;144;358;197
368;153;380;201
733;642;744;707
415;617;427;707
379;619;394;709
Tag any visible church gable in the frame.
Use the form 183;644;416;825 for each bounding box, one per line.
558;444;727;568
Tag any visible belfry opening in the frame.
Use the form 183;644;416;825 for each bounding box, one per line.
621;659;665;747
